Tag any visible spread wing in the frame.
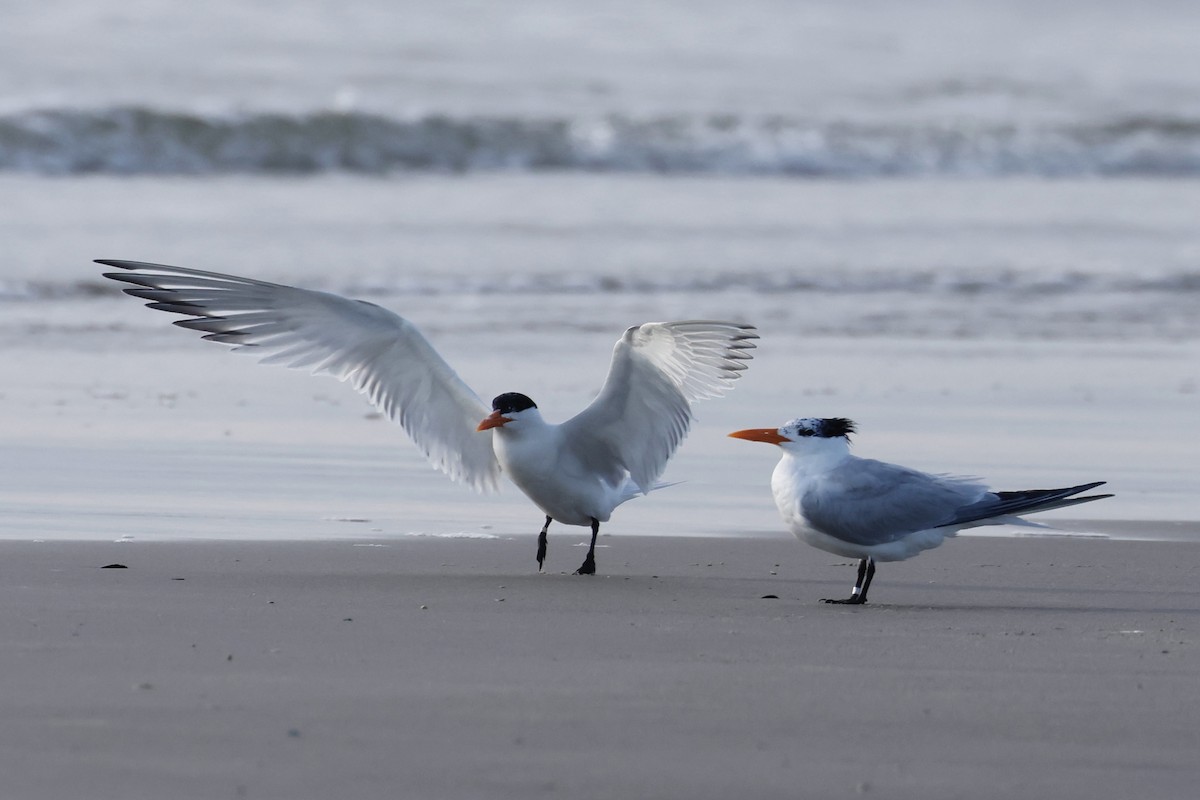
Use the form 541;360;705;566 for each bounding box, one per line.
99;259;500;491
559;320;758;492
801;458;989;546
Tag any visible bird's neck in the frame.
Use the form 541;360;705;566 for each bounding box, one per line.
493;409;555;448
779;437;852;475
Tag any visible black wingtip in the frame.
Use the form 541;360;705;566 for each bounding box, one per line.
102;271;156;289
945;481;1115;528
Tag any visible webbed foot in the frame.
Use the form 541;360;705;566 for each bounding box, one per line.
821;595;867;605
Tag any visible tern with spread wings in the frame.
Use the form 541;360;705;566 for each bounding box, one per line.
100;260;758;574
729;417;1111;603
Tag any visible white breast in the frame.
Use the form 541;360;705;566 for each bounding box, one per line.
494;425;623;526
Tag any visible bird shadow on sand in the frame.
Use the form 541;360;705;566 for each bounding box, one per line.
779;577;1200;615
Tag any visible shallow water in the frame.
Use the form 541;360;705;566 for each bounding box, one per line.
4;174;1200;341
1;318;1195;541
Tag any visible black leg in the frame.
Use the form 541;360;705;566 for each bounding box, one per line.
536;516;551;571
858;557;876;602
822;557;875;605
574;518;599;575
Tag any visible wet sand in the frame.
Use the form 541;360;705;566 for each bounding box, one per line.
2;533;1196;799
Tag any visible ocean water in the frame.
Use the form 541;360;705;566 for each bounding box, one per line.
3;0;1199;334
2;1;1198;541
4;1;1200;177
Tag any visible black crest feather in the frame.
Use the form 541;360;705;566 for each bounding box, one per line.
819;418;856;438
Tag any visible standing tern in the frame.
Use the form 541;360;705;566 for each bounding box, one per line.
99;259;758;574
729;417;1111;604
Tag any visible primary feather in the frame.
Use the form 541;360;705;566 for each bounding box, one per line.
101;259;501;490
562;321;757;493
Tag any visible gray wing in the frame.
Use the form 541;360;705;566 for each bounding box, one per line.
99;259;500;491
558;320;757;492
801;458;989;546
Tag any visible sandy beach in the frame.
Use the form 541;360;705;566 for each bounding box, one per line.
2;534;1197;800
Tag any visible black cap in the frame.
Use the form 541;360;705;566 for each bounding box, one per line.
491;392;537;414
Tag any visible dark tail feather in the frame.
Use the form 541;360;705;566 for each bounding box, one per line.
940;481;1112;528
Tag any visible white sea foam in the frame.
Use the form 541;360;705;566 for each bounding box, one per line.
404;532;505;540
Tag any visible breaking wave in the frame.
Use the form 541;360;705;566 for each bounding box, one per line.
5;267;1199;303
4;106;1200;177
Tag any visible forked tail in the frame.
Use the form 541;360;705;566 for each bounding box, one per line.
617;478;682;506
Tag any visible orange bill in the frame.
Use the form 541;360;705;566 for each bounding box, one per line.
727;428;787;444
476;411;512;431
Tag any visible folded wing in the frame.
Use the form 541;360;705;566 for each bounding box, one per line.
99;259;500;491
801;459;990;546
560;320;758;493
